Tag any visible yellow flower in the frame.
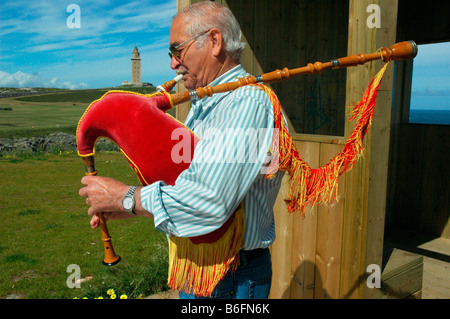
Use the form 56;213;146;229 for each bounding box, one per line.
97;296;104;299
120;294;128;299
107;289;115;296
110;294;116;299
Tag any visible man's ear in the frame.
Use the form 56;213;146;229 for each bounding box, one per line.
209;28;223;57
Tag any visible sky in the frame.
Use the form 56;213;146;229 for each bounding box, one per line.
410;42;450;111
0;0;449;111
0;0;177;89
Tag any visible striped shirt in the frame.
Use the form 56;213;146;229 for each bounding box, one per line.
140;65;284;250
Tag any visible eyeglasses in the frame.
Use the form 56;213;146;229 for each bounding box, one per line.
169;30;210;60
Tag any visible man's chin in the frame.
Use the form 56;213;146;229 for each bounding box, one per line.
183;79;195;90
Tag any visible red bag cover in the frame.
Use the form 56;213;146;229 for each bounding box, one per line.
77;91;237;243
77;91;198;186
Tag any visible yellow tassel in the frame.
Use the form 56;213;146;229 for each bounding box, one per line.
167;203;245;297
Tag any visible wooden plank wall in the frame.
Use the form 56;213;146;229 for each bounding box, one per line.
219;0;348;137
270;140;345;299
386;0;450;239
176;0;398;299
388;122;450;238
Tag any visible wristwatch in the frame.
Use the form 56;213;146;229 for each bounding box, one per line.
122;186;137;215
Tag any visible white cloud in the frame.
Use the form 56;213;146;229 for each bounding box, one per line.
0;0;177;88
0;71;88;89
0;0;175;48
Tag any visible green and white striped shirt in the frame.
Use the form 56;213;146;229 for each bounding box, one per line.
141;65;284;249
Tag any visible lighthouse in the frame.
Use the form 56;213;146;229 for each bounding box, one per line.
131;45;141;84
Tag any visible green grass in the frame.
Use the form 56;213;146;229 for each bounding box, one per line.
15;89;110;104
0;100;84;138
0;152;169;299
15;87;157;104
0;87;176;139
0;88;178;298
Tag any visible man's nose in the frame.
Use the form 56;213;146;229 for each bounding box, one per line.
171;56;181;70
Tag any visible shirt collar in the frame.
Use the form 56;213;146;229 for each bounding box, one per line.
193;64;248;108
208;64;247;87
185;65;249;130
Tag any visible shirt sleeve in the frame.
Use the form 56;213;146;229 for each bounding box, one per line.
140;86;274;238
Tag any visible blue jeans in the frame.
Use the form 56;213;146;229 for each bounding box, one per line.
179;248;272;299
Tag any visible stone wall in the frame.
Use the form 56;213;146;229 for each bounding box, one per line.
0;132;118;155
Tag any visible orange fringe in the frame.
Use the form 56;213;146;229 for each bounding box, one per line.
165;63;388;296
263;62;389;216
167;203;245;297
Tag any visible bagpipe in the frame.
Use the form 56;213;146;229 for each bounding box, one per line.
76;40;417;296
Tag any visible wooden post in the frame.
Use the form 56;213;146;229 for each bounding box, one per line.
363;0;398;299
175;0;197;123
341;0;398;299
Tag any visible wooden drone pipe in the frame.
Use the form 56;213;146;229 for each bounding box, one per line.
169;40;417;106
82;156;121;266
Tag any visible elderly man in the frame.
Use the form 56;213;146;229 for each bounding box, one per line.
79;1;284;299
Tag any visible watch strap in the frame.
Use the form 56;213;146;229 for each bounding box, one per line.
126;185;138;197
124;185;137;215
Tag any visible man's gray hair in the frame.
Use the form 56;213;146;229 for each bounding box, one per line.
174;1;246;61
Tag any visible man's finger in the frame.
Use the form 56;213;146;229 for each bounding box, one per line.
88;206;98;217
80;175;93;185
79;186;87;198
90;214;100;229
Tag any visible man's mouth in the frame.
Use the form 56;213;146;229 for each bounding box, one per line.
176;69;188;78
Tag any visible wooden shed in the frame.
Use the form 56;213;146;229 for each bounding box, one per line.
175;0;449;299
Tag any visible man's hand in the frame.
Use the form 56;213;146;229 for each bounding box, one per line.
79;175;151;229
79;176;132;228
79;175;128;214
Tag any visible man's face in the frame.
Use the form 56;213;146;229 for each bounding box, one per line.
169;16;211;90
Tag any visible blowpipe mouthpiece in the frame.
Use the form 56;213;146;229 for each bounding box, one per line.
157;74;183;92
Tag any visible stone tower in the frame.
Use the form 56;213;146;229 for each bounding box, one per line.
131;45;141;84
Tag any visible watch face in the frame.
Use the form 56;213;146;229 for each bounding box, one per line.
123;197;133;210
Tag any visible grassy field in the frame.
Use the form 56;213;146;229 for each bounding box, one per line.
0;87;175;139
0;97;86;138
0;152;169;299
0;88;174;299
